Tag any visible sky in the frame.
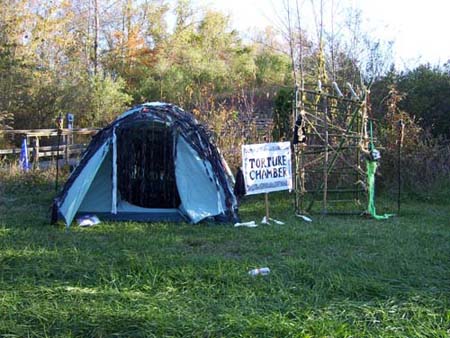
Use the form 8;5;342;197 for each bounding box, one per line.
194;0;450;70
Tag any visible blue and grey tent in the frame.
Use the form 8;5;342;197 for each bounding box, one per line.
52;103;239;226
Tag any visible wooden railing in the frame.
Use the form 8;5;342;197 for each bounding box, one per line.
0;128;99;165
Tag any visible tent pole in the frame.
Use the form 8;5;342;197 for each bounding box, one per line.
112;128;117;214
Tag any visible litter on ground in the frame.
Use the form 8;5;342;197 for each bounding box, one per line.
296;214;313;222
234;221;258;228
77;215;101;227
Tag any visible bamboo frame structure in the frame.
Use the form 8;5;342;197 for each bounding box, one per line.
293;83;369;215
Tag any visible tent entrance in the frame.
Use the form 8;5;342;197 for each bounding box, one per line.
116;121;180;209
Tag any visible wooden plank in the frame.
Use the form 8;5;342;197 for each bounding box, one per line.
0;148;22;155
36;144;87;152
38;148;84;157
0;144;87;156
0;128;99;137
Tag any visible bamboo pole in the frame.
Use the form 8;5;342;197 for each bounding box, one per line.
322;96;329;214
397;119;405;214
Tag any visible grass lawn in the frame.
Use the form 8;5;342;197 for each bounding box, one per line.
0;173;449;337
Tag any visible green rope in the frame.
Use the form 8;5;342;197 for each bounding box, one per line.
366;120;394;220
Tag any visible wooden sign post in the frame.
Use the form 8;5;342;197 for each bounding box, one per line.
242;142;292;223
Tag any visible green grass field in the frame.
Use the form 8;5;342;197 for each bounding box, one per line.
0;173;449;337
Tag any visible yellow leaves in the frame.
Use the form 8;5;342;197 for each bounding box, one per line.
126;28;145;58
113;31;124;41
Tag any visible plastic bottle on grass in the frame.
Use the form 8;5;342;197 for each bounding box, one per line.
248;267;270;276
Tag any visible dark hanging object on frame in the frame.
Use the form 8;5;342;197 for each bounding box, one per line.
293;112;307;145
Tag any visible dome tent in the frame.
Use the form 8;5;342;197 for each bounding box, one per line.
52;102;239;226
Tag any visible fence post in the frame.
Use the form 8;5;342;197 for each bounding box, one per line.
64;132;69;165
32;136;40;168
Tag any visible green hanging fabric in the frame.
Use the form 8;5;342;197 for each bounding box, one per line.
366;160;394;220
365;120;394;220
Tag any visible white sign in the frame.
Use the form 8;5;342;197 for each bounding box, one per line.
242;142;292;195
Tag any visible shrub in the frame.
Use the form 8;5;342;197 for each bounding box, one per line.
376;86;450;199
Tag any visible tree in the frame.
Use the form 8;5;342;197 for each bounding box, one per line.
368;65;397;120
272;87;293;141
87;74;132;125
136;5;259;111
397;64;450;138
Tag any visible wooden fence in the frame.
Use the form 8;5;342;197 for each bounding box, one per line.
0;128;99;166
1;116;274;168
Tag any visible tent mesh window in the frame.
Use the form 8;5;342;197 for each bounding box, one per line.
116;121;181;208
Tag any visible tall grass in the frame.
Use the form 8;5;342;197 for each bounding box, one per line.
0;171;449;337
